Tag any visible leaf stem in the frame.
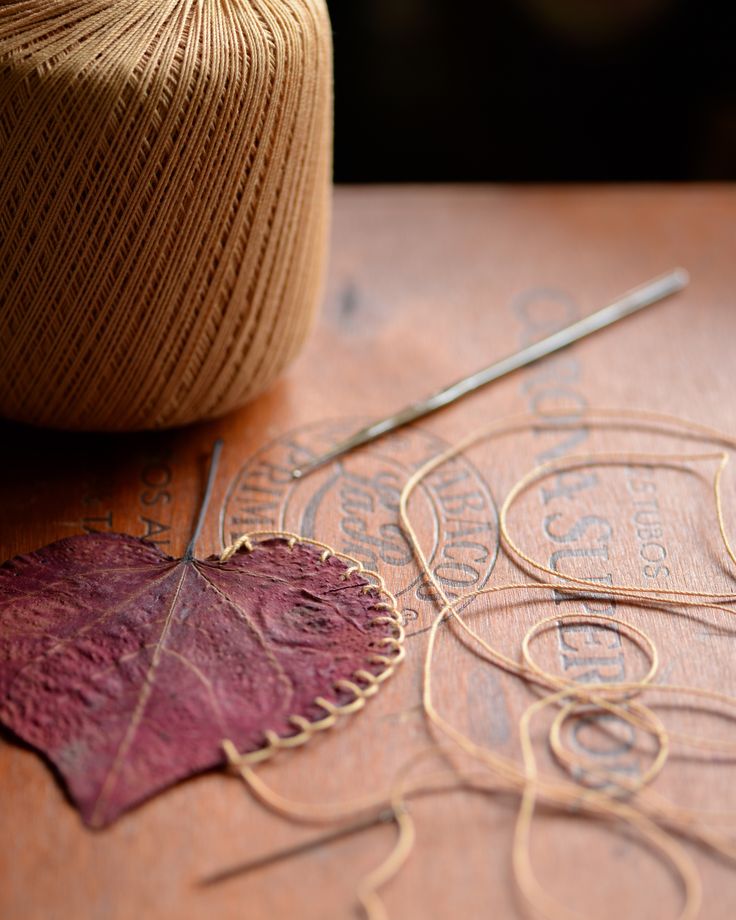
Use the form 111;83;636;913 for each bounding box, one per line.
185;439;224;560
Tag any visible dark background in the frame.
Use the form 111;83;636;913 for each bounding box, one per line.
325;0;736;182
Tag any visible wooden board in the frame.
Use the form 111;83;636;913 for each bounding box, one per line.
2;185;736;919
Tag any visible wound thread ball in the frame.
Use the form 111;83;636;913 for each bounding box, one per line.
0;0;333;430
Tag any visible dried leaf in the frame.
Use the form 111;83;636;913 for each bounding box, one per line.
0;533;399;827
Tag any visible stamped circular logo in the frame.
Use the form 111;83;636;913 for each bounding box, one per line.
221;420;499;635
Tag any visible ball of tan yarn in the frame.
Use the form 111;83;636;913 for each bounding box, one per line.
0;0;332;431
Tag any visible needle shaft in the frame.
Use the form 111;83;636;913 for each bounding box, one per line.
291;268;689;480
200;810;393;886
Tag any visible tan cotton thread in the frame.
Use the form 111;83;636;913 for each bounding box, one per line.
0;0;332;430
211;409;736;920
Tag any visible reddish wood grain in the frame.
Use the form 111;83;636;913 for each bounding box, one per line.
1;185;736;919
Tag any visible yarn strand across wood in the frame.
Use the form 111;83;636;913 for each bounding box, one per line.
221;408;736;920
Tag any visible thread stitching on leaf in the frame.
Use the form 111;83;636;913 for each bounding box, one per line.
219;531;405;770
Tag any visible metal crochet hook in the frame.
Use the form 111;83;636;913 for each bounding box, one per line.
291;267;689;480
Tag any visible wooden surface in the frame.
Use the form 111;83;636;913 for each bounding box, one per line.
2;184;736;919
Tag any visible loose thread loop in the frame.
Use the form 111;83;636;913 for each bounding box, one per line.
215;408;736;920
